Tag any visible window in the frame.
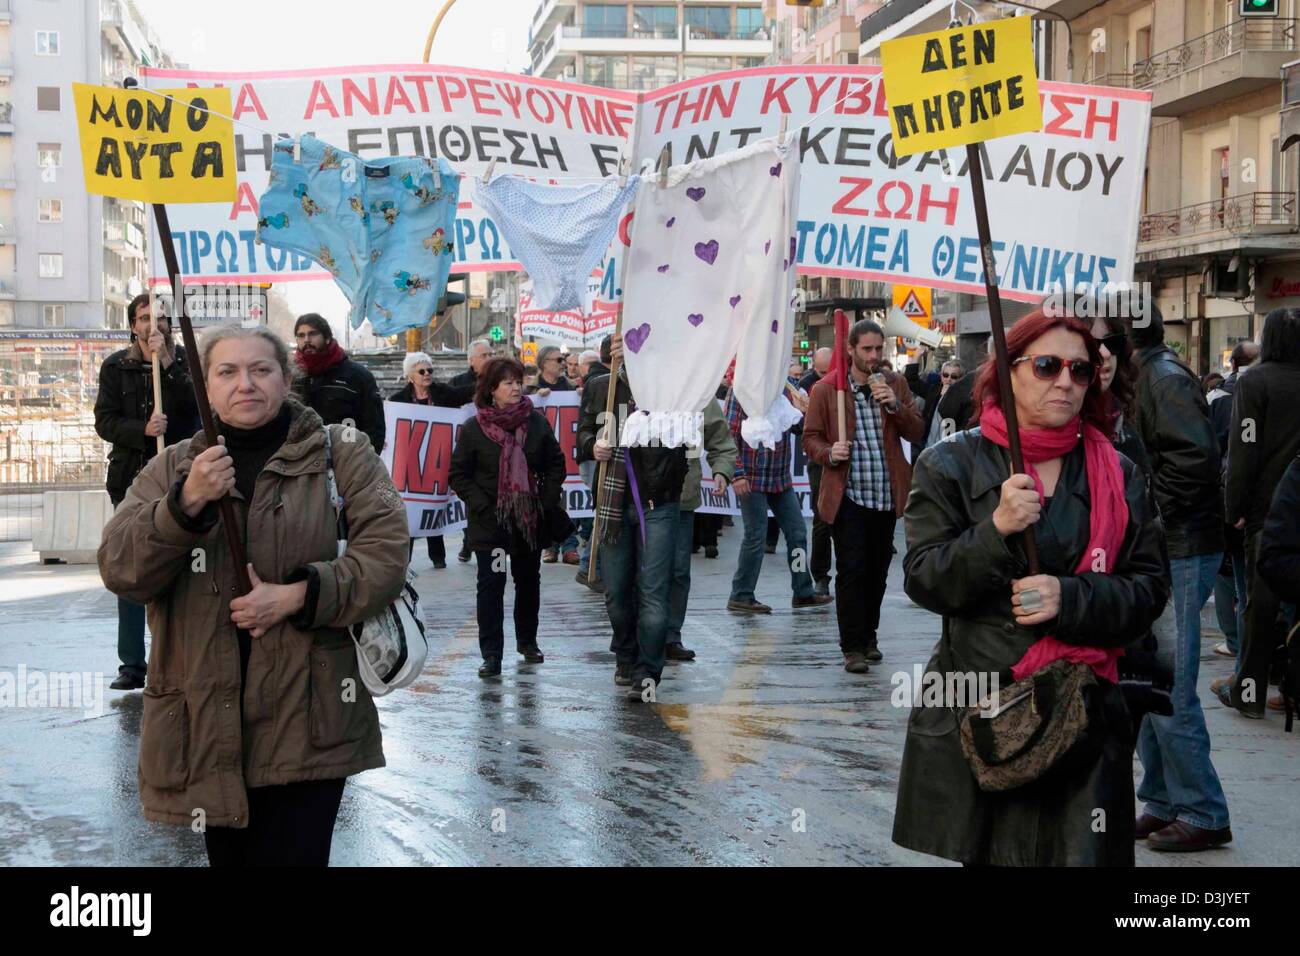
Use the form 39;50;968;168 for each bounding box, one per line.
737;7;765;39
36;87;61;111
683;56;731;79
38;143;62;168
631;55;679;89
584;4;628;38
737;57;765;69
685;6;731;39
582;55;629;88
0;304;14;327
35;31;60;56
38;199;62;222
39;254;63;278
42;304;65;328
633;5;677;38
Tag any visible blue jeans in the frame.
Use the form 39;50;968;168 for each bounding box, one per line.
601;501;679;684
1212;545;1248;661
1136;552;1231;831
666;509;695;647
577;517;596;576
117;597;146;678
730;487;815;603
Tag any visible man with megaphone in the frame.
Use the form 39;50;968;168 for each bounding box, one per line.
804;316;925;673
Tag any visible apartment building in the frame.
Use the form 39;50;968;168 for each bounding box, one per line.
1045;0;1300;374
1;0;178;333
859;0;1300;373
527;1;773;89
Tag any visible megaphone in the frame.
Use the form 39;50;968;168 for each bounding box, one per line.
883;306;944;349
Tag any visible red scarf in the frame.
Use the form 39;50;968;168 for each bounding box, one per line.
476;396;539;548
294;339;346;376
979;401;1129;683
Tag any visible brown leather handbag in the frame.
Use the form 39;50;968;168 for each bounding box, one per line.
957;659;1099;792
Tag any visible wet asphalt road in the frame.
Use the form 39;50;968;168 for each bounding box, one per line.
0;524;1296;867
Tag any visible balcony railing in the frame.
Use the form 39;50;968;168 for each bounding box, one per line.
1139;192;1297;243
0;102;12;124
686;27;770;42
1133;18;1298;89
565;24;683;40
1088;72;1134;89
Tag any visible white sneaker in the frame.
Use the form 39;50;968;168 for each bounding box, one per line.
1212;642;1234;658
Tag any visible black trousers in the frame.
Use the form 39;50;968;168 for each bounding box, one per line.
203;778;346;867
693;513;721;549
766;516;780;548
408;535;446;564
1238;528;1282;712
808;463;833;584
830;497;896;654
474;544;542;660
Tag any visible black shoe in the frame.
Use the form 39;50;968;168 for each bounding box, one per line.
432;561;446;570
478;657;501;678
764;544;777;555
792;593;835;609
575;570;589;586
665;643;696;662
843;653;869;674
518;645;544;664
691;545;701;554
704;546;718;559
614;662;633;686
458;548;471;563
727;597;772;614
865;646;883;663
1214;680;1265;719
627;677;657;702
814;578;831;597
109;671;145;691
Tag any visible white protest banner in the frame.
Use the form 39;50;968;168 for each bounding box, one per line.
138;65;635;286
140;64;1149;304
634;67;1150;303
383;391;587;537
517;275;617;349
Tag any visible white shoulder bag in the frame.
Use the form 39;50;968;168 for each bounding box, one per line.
322;426;427;696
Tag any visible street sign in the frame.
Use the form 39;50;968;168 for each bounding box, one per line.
892;285;933;331
520;342;538;365
489;324;505;342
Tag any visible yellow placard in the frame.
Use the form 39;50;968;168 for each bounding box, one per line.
892;285;932;326
880;17;1043;158
74;84;236;203
520;342;539;366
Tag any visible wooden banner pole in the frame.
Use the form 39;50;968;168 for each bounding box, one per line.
151;202;252;594
144;214;164;455
964;141;1039;575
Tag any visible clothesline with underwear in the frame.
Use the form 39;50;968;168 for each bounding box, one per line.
121;75;881;183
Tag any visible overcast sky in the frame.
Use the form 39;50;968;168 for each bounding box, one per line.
132;0;537;342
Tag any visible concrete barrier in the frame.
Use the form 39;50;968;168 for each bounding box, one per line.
33;490;113;564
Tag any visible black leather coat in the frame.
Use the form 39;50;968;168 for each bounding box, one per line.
1134;345;1224;558
576;368;687;508
448;408;565;553
892;429;1169;866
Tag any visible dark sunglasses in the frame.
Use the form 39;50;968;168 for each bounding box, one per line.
1013;354;1098;386
1099;332;1128;356
415;368;433;376
941;372;960;380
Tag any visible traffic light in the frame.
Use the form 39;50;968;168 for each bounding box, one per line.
1240;0;1279;17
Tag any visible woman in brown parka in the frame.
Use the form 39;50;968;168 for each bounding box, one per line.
98;324;409;867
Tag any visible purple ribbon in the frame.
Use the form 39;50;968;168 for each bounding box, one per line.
623;452;648;550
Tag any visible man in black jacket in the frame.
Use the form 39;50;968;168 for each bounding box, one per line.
291;314;384;454
1206;341;1258;661
450;339;493;389
1129;305;1232;852
578;335;688;699
94;293;200;690
1225;307;1300;720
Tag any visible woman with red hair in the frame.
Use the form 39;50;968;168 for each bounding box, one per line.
892;309;1169;866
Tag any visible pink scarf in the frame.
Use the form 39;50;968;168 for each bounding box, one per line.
476;396;539;548
979;401;1129;683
